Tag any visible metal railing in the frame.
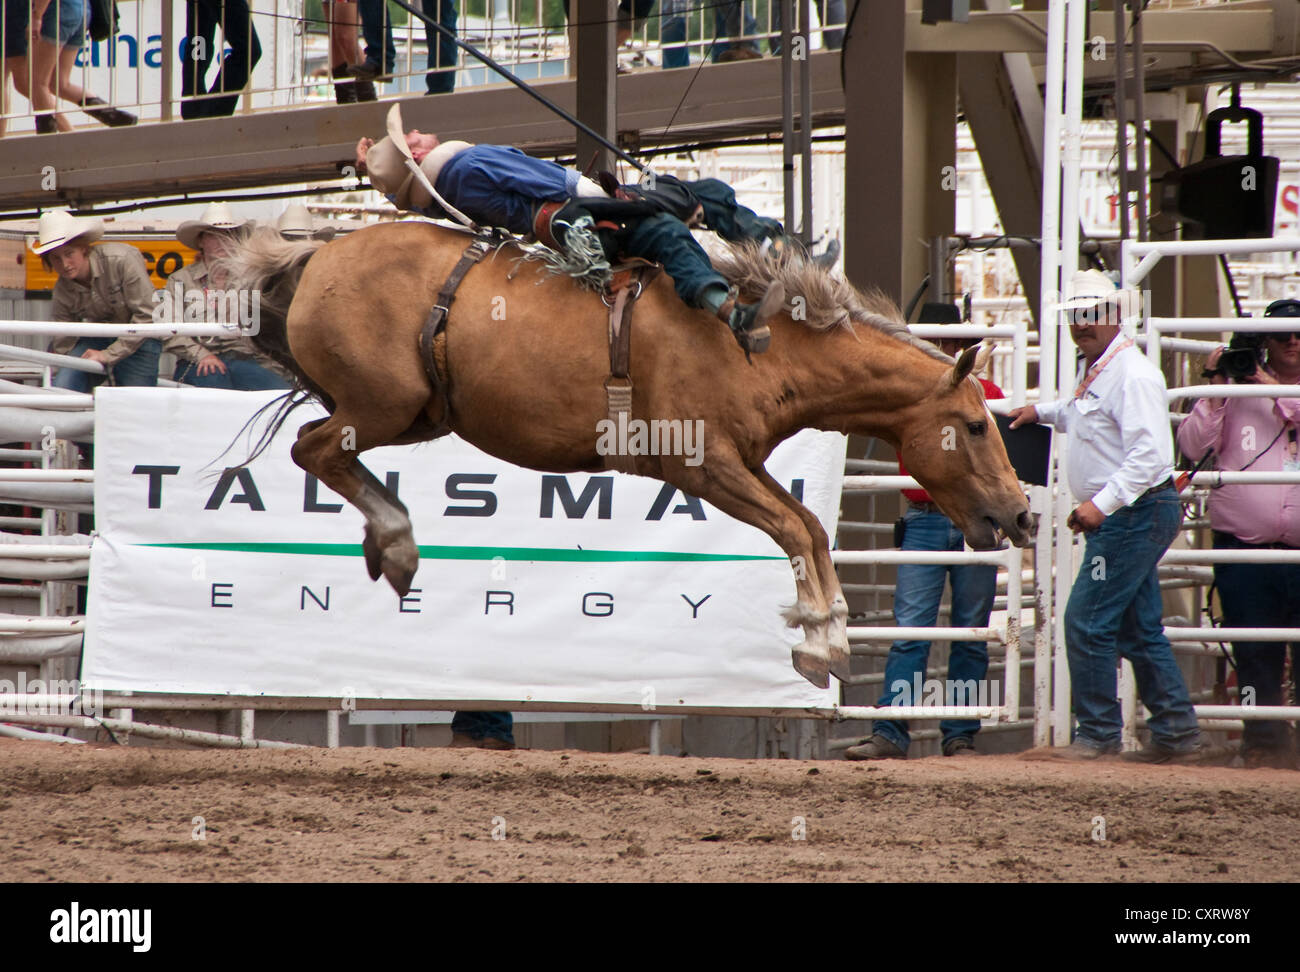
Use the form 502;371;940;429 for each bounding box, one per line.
0;0;848;133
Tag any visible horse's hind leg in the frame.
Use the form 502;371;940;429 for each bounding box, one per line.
753;468;851;683
291;412;421;596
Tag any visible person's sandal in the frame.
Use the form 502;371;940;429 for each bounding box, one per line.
80;96;136;127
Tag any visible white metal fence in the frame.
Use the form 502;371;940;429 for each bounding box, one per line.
0;0;847;132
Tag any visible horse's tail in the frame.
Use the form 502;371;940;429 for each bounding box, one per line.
214;228;332;469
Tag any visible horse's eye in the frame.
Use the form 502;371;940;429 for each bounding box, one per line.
967;421;986;437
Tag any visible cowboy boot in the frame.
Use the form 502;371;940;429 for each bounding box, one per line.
353;78;378;102
764;235;840;271
34;114;56;134
718;280;785;355
80;95;137;127
812;237;840;270
331;64;358;104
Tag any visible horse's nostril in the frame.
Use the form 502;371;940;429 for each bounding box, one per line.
1016;511;1033;530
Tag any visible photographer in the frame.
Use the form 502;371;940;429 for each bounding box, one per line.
1177;298;1300;769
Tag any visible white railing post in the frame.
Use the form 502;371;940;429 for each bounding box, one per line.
1119;659;1138;750
1001;543;1022;724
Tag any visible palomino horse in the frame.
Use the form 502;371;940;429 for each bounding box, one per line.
225;222;1032;688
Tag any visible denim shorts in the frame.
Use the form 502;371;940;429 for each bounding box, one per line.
40;0;88;49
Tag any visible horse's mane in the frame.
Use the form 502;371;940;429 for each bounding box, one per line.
710;240;953;364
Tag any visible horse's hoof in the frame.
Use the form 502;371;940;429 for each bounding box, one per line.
381;538;420;598
828;643;852;683
827;595;851;682
362;528;383;582
383;563;416;598
792;647;830;690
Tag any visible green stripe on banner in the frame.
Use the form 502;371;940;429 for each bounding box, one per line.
139;542;783;563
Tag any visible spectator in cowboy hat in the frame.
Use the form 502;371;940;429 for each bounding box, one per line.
276;203;315;239
846;302;1003;761
1009;269;1204;763
34;210;161;391
276;203;335;242
161;202;289;391
1176;296;1300;769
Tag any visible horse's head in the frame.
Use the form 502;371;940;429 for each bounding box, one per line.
895;346;1033;549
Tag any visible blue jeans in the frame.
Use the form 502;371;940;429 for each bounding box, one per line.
181;0;262;120
357;0;397;73
174;355;290;391
1064;486;1200;751
451;711;514;744
712;1;760;60
52;338;160;391
689;177;782;242
420;0;457;94
660;0;757;68
872;509;998;751
1212;531;1300;755
620;212;728;306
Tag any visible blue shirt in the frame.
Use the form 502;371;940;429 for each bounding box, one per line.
419;145;578;234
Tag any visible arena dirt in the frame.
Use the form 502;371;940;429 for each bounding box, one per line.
1;738;1297;882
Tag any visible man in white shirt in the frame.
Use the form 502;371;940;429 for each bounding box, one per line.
1009;270;1203;762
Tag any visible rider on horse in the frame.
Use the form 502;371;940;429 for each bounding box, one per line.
355;106;832;354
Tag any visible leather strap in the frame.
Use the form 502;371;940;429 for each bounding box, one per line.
601;265;661;474
419;233;495;429
609;284;632;379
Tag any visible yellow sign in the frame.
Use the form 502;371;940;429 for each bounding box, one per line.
26;239;199;292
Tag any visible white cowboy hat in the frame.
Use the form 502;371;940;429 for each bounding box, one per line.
176;201;252;249
277;203;315;238
366;102;472;211
1057;268;1140;319
31;210;104;255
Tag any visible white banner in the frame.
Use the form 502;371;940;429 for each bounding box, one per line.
83;389;847;711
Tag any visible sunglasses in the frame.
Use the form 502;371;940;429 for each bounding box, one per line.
1265;332;1300;343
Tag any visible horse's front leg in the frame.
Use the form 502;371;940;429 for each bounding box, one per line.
668;453;834;689
352;466;419;595
754;468;850;682
291;416;420;596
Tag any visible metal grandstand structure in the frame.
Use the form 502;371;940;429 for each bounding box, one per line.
2;0;1300;757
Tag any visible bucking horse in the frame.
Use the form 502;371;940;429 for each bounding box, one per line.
223;221;1032;688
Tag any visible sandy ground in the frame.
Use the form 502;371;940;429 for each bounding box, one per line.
1;738;1297;882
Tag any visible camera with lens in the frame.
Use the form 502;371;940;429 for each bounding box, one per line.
1218;333;1264;381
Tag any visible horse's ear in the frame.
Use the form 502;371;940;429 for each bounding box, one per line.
973;341;993;375
949;345;978;389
